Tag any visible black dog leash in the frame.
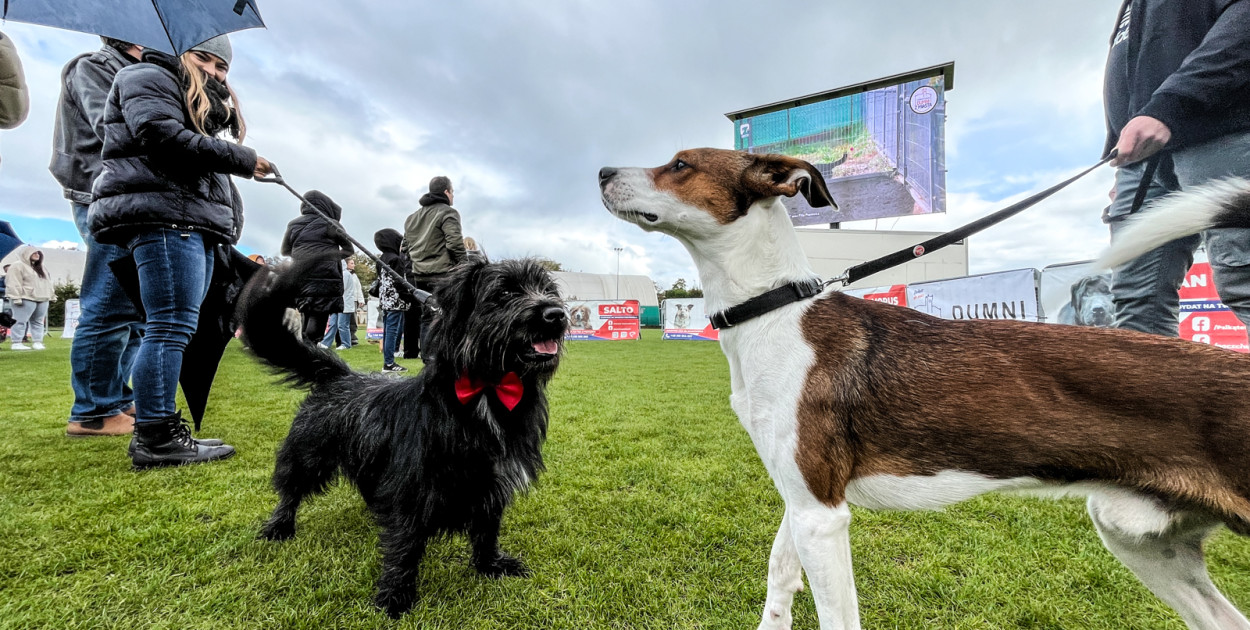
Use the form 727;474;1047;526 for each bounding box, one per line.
709;151;1117;329
256;165;431;304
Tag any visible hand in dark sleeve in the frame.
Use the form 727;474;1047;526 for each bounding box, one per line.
117;71;257;177
1138;1;1250;130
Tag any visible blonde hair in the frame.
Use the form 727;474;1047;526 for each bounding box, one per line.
463;236;480;251
179;52;246;143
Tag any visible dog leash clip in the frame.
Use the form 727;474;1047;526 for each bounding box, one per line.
824;273;849;288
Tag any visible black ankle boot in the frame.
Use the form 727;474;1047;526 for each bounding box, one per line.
129;412;235;469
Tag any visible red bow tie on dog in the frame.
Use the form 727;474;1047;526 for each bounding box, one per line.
455;372;524;410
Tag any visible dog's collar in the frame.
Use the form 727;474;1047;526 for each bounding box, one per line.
709;278;826;329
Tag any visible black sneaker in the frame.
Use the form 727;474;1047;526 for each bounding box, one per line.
383;363;408;373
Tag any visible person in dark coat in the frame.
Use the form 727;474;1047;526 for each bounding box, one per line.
280;190;353;343
374;228;412;371
403;175;465;360
1101;0;1250;336
89;35;272;468
53;37;146;438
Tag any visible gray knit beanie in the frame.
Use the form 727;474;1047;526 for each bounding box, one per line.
189;35;232;66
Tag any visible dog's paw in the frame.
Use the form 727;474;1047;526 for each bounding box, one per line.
258;518;295;541
475;552;531;578
757;607;793;630
374;587;416;619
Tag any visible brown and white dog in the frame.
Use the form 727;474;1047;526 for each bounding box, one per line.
599;148;1250;630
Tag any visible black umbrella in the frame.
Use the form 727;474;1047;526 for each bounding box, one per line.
2;0;265;55
110;245;261;431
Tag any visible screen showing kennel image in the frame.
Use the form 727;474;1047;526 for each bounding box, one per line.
728;63;951;226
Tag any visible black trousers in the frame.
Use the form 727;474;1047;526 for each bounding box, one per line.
402;274;445;359
401;302;422;359
301;310;331;344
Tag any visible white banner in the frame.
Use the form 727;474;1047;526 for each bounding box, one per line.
61;299;81;339
661;298;718;341
1039;261;1113;327
365;299;382;341
907;268;1040;322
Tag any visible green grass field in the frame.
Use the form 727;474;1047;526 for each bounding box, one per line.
2;333;1248;629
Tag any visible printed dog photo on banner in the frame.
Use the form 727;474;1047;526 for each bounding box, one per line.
661;298;717;341
1040;261;1115;328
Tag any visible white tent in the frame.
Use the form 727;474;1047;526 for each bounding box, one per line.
0;246;87;287
552;271;658;307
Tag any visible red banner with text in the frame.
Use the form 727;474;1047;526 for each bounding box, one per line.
566;300;641;341
1178;263;1248;352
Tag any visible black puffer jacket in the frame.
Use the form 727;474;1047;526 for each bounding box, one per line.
281;190;353;308
89;50;257;246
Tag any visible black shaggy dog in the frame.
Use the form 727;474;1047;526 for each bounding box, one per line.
237;256;567;618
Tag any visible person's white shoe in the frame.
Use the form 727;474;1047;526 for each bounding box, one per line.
336;345;350;350
32;342;45;350
11;343;31;351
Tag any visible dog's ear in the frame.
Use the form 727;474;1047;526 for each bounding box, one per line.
431;259;486;323
742;154;838;209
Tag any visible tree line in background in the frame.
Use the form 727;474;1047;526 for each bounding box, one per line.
657;278;702;305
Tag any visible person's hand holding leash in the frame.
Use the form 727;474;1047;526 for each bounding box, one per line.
1111;115;1171;166
254;155;273;179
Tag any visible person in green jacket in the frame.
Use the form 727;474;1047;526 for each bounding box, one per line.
0;30;31;166
403;175;465;360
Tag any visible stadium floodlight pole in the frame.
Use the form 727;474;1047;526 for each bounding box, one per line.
614;247;624;299
256;164;431;305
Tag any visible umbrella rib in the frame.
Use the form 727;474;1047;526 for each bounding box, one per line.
150;0;174;54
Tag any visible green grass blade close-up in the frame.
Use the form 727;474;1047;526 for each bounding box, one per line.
1;333;1247;629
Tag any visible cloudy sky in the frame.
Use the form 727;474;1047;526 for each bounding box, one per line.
0;0;1122;290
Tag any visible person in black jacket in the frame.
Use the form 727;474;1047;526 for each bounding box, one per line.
89;35;272;468
1102;0;1250;337
280;190;353;343
374;228;412;372
53;38;147;438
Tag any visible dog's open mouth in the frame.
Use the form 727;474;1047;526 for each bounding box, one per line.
522;338;562;363
612;208;659;224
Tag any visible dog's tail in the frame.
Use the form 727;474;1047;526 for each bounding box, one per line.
237;258;351;388
1095;177;1250;270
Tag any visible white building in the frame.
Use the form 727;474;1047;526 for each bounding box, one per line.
552;271;659;307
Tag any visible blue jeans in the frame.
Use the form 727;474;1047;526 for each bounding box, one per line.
382;310;404;364
69;203;144;422
129;229;213;423
1106;131;1250;336
321;312;352;348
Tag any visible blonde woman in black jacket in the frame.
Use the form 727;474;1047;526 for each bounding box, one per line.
89;35;272;469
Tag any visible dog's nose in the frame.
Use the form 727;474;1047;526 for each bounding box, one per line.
543;306;567;324
599;167;618;186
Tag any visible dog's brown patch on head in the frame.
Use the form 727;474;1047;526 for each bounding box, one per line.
650;149;837;224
